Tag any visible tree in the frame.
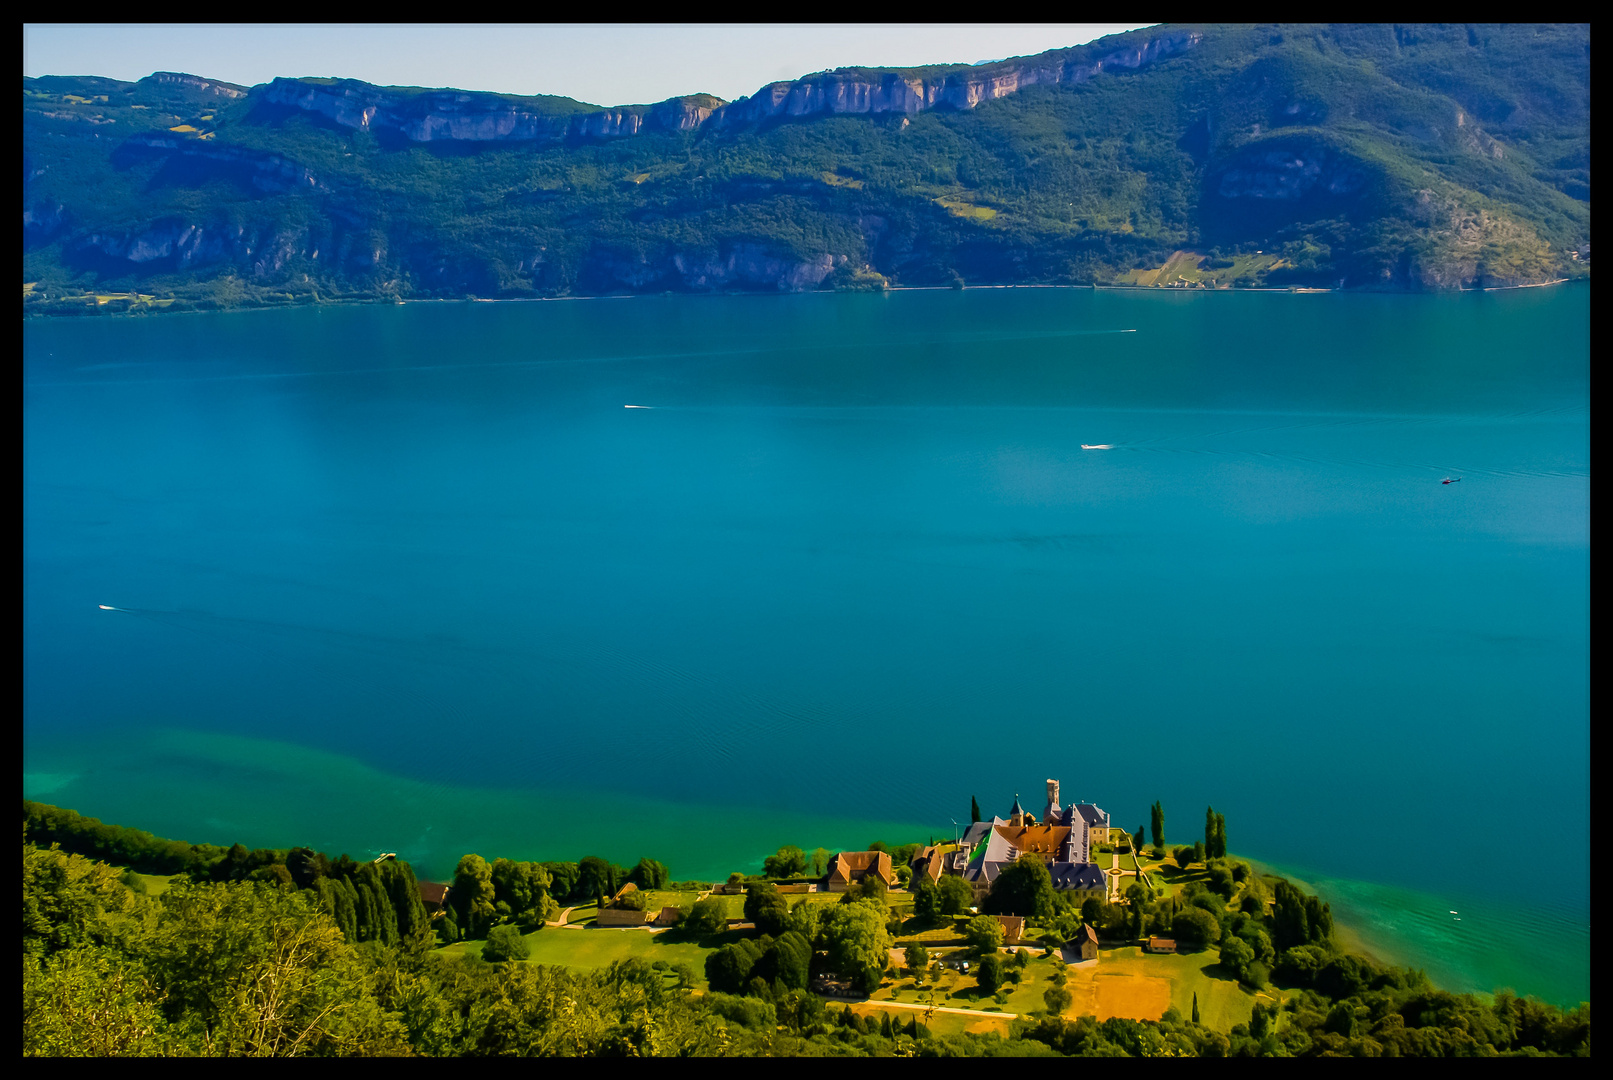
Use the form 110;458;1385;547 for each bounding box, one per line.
911;878;942;923
685;897;727;938
808;848;831;878
1150;801;1165;850
965;914;1005;953
971;796;982;824
937;875;974;917
823;902;891;995
743;882;790;937
905;943;929;982
1081;897;1103;926
1192;992;1200;1025
1125;883;1150;940
630;858;668;890
773;931;811;991
975;953;1005;994
451;854;497;938
1205;807;1216;857
1213;813;1227;860
1133;826;1147;857
982;855;1056;918
1172;908;1221;949
482;924;530;962
144;881;407;1055
576;856;616;905
1044;984;1073;1014
784;899;824;946
1218;935;1255;982
763;845;806;879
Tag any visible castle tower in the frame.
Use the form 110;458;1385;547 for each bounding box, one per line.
1009;794;1025;827
1044;778;1062;825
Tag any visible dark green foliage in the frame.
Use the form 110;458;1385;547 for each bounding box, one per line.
23;25;1588;316
1172;908;1222;949
629;857;669;890
743;882;790;936
966;914;1006;952
773;931;812;991
975;953;1006;994
1150;802;1165;850
982;855;1057;918
706;937;767;994
540;861;579;901
481;923;530;962
937;874;975;917
575;855;618;903
762;845;806;878
21;805;1594;1058
971;796;982;824
685;897;728;938
912;877;942;923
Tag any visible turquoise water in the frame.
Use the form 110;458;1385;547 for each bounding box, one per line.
23;285;1588;1005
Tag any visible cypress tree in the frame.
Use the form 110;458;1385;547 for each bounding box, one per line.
1192;992;1200;1024
1151;801;1165;849
971;796;982;824
1205;806;1216;854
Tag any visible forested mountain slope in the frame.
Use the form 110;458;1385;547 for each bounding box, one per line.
23;24;1590;312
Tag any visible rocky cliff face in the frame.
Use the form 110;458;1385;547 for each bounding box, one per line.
147;71;249;99
708;29;1201;127
256;30;1198;145
259;79;720;144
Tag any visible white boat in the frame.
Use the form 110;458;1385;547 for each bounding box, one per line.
1081;444;1113;450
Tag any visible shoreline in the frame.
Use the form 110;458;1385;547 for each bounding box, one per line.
23;274;1584;321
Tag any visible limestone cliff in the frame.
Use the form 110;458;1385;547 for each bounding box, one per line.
259;78;721;144
256;30;1198;145
707;30;1201;128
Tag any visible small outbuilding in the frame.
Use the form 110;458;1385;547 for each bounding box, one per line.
1070;923;1099;961
1146;936;1177;954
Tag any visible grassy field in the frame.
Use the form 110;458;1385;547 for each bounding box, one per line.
439;926;715;990
934;196;997;221
838;1000;1012;1040
1114;250;1283;287
1068;946;1280;1029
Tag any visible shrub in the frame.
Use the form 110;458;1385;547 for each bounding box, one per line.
481;924;530;962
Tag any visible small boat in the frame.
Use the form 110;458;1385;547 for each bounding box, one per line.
1442;476;1461;484
1081;444;1113;450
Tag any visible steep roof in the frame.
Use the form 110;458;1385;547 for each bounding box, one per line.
1047;862;1107;890
828;850;894;886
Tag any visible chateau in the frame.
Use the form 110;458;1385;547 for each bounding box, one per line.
957;779;1110;903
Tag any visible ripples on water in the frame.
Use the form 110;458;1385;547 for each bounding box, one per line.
24;285;1588;1005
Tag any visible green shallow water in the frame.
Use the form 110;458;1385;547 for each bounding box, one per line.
24;284;1588;1005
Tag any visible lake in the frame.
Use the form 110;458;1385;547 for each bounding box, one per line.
23;284;1589;1005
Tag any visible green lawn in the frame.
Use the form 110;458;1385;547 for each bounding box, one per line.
440;926;716;990
638;890;700;912
1070;946;1277;1031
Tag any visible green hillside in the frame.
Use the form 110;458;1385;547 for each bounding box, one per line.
23;24;1590;314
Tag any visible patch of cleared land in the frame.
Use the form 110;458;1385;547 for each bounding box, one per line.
934;196;997;221
440;926;714;989
1115;250;1284;287
1067;946;1277;1029
820;171;864;189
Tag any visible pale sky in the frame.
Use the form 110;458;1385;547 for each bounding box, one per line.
22;24;1158;107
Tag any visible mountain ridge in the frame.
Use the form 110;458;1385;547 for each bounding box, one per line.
23;24;1590;312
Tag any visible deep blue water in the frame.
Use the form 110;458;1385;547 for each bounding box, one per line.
23;285;1589;1004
